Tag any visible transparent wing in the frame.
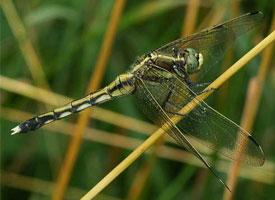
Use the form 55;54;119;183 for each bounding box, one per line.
134;70;230;189
135;65;264;166
156;12;263;81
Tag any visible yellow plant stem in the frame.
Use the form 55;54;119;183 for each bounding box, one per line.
127;2;200;197
0;75;155;134
52;1;126;200
1;0;48;88
182;0;199;36
2;107;275;185
1;0;62;177
81;31;275;200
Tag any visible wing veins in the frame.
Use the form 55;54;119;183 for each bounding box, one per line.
137;76;230;190
146;63;264;166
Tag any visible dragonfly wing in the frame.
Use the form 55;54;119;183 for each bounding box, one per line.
155;12;263;81
176;99;265;166
134;73;230;189
136;65;264;167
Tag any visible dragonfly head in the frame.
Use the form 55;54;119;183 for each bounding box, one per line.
184;48;203;75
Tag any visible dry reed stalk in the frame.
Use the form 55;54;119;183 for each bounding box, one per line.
52;1;126;199
1;170;57;197
81;29;275;200
2;107;142;152
2;107;274;185
1;0;62;176
1;0;48;88
187;4;226;84
126;137;163;200
230;0;240;16
197;2;227;30
181;0;199;36
182;5;227;192
223;15;275;200
107;127;127;170
6;139;36;173
127;1;201;195
127;2;201;196
216;48;233;111
0;170;118;200
216;3;240;111
0;75;156;134
181;2;208;192
126;155;157;200
191;170;208;199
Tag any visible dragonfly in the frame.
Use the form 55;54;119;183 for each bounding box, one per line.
11;12;265;190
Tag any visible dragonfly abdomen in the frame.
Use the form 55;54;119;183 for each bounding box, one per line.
11;73;135;135
11;89;111;134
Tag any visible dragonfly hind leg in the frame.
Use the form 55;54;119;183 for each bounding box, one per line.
166;110;186;117
163;102;187;118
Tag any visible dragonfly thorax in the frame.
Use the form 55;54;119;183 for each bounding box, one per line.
147;48;203;79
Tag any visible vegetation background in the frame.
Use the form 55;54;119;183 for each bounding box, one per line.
1;0;274;199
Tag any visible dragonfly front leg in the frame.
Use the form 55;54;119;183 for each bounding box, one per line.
186;78;217;95
162;93;188;118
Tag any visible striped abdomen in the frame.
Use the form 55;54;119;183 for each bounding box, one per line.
11;73;135;134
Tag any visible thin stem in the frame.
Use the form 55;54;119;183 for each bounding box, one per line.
52;1;126;199
81;28;275;200
0;170;116;200
127;2;201;197
181;0;199;36
0;75;155;134
197;2;227;30
127;1;201;196
2;107;274;185
1;0;48;88
1;0;62;177
126;137;163;200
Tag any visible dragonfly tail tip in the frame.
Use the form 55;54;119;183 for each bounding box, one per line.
11;126;22;135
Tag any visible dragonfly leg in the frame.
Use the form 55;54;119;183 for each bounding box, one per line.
184;73;209;88
166;110;186;117
190;82;211;88
187;80;217;95
196;87;217;95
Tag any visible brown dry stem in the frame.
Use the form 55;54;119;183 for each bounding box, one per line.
81;26;275;200
2;107;274;185
52;1;126;199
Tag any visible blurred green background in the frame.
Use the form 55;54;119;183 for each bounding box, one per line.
1;0;274;199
